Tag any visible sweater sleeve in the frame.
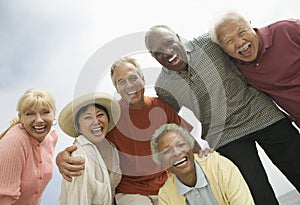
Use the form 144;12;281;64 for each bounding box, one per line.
57;147;111;205
158;188;172;205
0;128;26;204
218;155;255;205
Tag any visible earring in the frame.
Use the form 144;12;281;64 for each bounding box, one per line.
52;119;57;126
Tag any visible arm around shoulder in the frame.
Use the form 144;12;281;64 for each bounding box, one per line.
217;154;255;205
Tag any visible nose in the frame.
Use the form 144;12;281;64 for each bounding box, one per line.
93;116;101;124
165;47;174;55
235;38;245;47
172;146;182;156
35;114;43;122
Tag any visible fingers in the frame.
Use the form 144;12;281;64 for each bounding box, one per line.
56;146;85;179
65;145;78;153
198;148;215;158
61;173;73;182
59;160;84;181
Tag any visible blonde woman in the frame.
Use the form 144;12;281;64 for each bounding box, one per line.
0;88;58;205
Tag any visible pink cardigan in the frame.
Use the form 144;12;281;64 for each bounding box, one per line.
0;124;58;205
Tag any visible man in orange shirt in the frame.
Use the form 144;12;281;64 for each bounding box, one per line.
56;56;196;205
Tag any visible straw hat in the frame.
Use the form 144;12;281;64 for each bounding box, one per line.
58;92;121;137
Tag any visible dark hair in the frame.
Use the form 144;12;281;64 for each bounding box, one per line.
74;103;109;135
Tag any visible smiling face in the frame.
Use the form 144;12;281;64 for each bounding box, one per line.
158;131;195;179
146;27;188;72
19;105;55;143
113;62;145;109
216;19;260;62
77;104;109;144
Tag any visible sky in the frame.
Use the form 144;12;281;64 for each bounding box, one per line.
0;0;299;204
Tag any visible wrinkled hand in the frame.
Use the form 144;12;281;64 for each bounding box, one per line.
198;148;215;158
56;146;85;182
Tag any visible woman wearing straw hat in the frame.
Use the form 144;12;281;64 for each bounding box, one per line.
0;88;58;205
57;92;121;205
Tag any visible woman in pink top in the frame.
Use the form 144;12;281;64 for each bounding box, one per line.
0;88;58;205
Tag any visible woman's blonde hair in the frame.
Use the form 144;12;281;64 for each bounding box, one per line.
0;88;56;139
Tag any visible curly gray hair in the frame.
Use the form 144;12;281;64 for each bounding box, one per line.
151;123;194;164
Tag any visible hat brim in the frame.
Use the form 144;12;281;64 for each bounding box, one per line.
58;92;120;138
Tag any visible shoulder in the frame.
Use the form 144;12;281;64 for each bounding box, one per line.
148;96;177;111
47;128;59;143
264;19;300;33
268;19;300;27
192;32;220;48
159;174;177;194
1;124;30;145
71;141;87;157
0;124;29;159
146;96;165;106
195;152;236;172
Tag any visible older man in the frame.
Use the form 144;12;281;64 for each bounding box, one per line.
145;24;300;205
209;10;300;128
56;56;194;205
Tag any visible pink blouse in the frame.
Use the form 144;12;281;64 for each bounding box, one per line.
0;124;58;205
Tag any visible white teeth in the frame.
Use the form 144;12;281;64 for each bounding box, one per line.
92;127;103;136
128;91;137;95
34;125;46;130
237;42;251;53
173;157;187;166
168;54;177;63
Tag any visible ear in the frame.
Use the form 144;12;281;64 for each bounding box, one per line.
176;34;181;42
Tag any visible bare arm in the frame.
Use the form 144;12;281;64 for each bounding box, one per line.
56;146;85;182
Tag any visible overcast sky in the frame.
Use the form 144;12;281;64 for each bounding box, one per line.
0;0;299;203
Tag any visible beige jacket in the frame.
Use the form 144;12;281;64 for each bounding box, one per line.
158;152;255;205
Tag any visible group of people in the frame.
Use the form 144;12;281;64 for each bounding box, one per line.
0;9;299;205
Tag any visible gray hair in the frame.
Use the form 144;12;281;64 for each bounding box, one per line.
209;9;251;45
151;123;195;164
110;56;144;87
145;25;177;51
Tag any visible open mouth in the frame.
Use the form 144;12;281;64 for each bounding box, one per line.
127;90;138;96
168;53;177;63
33;125;47;132
238;42;251;57
173;157;188;167
167;53;180;65
91;127;103;136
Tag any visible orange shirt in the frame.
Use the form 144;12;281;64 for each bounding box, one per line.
107;96;192;195
0;124;58;205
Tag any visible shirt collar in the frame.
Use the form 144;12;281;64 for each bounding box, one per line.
255;27;273;50
76;135;94;146
174;161;208;196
